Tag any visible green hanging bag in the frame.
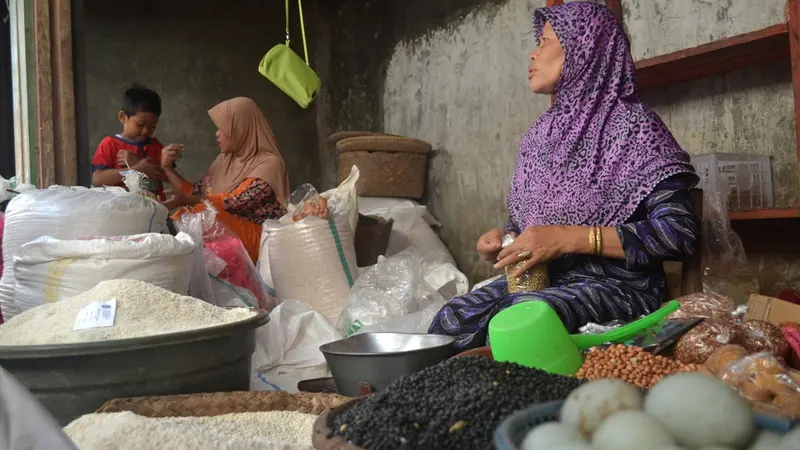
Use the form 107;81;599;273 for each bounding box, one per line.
258;0;320;109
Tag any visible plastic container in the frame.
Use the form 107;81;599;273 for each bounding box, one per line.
494;400;797;450
691;153;773;211
0;309;268;426
488;301;583;375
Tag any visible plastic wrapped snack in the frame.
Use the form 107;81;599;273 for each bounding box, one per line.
734;320;790;359
668;292;735;325
673;321;735;365
704;344;750;375
719;352;800;419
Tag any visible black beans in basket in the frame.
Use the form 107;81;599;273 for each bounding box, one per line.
330;356;584;450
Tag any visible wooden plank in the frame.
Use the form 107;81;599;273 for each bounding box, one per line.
51;0;77;186
33;0;55;187
789;0;800;173
728;208;800;221
635;24;790;90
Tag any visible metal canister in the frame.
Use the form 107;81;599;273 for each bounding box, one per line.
501;234;549;293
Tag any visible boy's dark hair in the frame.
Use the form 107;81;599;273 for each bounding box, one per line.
121;85;162;117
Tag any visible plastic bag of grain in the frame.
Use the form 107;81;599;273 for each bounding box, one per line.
0;186;168;320
12;232;195;313
259;172;359;325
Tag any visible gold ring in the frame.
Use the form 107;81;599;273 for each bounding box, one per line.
517;251;532;259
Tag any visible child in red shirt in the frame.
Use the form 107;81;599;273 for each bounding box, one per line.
91;86;183;200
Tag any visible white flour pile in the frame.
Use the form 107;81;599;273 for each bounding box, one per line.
0;279;256;345
64;411;316;450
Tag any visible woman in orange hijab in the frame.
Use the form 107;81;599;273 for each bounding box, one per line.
161;97;290;262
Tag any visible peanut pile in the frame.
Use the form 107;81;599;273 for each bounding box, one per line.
576;344;701;388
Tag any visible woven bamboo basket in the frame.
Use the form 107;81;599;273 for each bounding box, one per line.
336;135;432;199
95;391;350;418
326;131;390;146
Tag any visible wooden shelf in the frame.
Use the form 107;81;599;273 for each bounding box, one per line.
636;24;790;90
728;208;800;221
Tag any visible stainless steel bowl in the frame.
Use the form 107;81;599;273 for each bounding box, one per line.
320;332;455;397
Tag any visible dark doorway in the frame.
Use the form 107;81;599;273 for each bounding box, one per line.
0;9;15;179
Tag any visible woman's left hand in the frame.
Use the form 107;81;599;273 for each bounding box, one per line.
162;191;201;211
494;226;568;277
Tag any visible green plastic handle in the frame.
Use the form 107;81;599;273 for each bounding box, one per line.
570;300;680;350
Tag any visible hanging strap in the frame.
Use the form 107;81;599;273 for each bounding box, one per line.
284;0;311;65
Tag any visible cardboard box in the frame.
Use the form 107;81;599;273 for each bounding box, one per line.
746;294;800;325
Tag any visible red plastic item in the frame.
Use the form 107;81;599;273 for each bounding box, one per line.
777;289;800;306
782;323;800;369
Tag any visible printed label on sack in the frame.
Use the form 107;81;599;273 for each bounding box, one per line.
73;299;117;331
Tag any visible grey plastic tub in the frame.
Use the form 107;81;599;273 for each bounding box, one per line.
0;309;268;426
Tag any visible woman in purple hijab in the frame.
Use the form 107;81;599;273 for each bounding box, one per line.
428;2;699;351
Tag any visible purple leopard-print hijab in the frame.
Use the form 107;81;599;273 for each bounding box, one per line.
508;2;696;229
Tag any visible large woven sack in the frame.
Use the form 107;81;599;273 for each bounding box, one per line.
260;215;357;325
12;232;195;313
0;187;168;320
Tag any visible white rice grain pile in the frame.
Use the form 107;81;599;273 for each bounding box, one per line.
0;279;256;345
64;411;316;450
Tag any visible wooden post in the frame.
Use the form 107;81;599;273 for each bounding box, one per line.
32;0;76;187
51;0;77;186
788;0;800;175
33;0;55;187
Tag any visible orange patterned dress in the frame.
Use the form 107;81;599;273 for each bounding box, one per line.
172;176;286;262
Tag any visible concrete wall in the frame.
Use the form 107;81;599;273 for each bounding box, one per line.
81;0;320;188
370;0;797;285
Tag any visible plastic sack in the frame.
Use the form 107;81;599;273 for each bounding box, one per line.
0;366;77;449
259;174;360;324
0;187;168;320
668;292;735;325
210;275;260;309
734;320;790;359
357;197;456;267
673;321;735;365
718;352;800;419
337;249;448;337
175;204;270;310
11;232;195;313
250;300;341;392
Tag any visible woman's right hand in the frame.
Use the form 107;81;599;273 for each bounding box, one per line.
477;228;505;261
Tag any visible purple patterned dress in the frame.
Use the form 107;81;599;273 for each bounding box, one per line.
428;2;700;351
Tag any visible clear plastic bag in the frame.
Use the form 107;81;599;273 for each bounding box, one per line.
673;321;735;365
700;184;759;304
175;203;271;310
337;249;445;337
668;292;735;325
718;352;800;419
734;320;789;359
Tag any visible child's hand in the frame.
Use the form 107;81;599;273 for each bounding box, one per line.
161;144;184;168
117;150;141;169
133;158;165;180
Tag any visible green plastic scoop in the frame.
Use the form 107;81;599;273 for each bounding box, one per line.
570;300;680;350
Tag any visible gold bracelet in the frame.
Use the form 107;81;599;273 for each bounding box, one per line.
589;226;597;255
595;226;603;256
